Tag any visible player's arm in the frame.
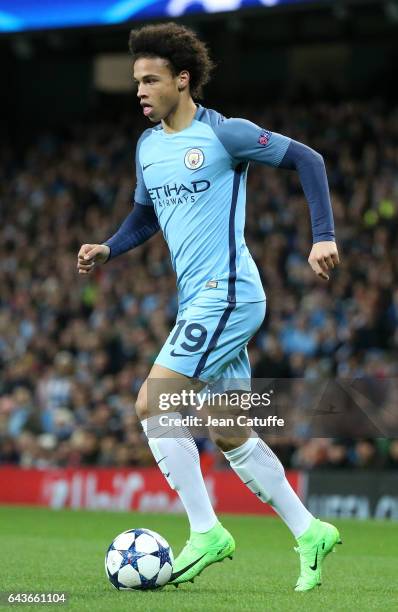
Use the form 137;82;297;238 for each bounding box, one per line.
216;118;339;281
104;202;159;259
77;203;159;274
278;140;339;281
77;132;159;275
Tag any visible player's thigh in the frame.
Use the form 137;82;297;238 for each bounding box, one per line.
199;300;266;382
154;300;215;380
135;363;204;420
155;299;266;384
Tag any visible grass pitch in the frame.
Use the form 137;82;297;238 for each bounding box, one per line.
0;506;397;611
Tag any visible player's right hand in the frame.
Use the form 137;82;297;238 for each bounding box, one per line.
77;244;110;274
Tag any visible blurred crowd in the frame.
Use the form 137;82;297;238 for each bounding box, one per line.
1;99;398;470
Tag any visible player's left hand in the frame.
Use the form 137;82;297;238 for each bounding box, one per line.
308;241;340;281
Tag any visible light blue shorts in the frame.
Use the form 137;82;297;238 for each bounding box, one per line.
155;297;266;387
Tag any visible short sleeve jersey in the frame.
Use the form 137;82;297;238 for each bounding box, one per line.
134;104;291;307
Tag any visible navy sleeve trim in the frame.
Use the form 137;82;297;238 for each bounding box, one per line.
103;202;160;260
279;140;335;243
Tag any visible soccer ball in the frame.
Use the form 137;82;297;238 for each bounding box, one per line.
105;528;174;590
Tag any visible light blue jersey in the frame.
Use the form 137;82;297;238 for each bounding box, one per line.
134;104;291;308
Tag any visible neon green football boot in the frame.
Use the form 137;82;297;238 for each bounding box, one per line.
294;518;342;592
169;522;235;586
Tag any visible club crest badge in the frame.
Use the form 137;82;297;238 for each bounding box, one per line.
184;148;204;170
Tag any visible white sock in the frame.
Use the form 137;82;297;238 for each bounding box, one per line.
142;413;218;533
224;436;313;538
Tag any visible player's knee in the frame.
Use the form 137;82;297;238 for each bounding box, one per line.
135;384;150;420
210;430;248;453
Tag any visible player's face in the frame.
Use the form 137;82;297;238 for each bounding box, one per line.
134;57;181;123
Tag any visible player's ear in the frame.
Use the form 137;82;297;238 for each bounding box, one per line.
178;70;190;91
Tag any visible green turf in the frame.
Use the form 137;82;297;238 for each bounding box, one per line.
0;506;397;611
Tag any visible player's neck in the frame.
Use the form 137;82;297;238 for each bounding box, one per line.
161;98;197;134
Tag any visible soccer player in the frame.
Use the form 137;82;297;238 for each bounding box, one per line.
77;23;341;592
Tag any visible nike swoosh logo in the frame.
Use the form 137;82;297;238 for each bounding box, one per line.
143;162;155;171
170;554;206;581
170;349;187;357
310;547;318;571
157;456;167;465
164;472;170;478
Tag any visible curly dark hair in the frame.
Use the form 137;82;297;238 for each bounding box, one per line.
128;22;215;99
